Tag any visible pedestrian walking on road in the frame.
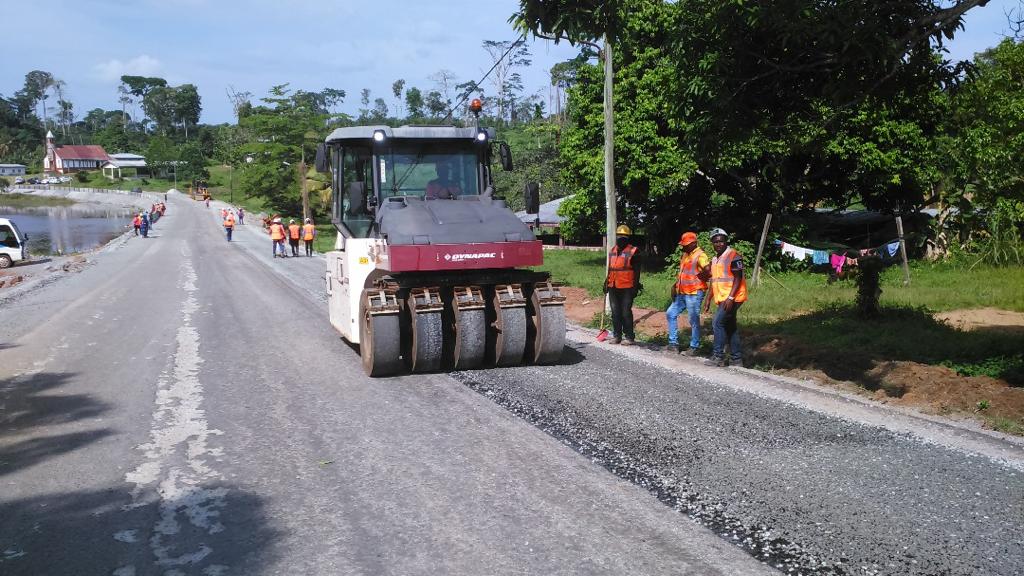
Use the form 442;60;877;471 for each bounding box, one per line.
223;211;236;242
302;218;316;257
132;213;141;236
605;224;642;345
269;217;287;258
288;219;301;257
237;207;245;226
140;212;150;238
703;228;747;367
665;231;710;355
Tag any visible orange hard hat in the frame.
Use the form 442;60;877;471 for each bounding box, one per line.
679;232;698;245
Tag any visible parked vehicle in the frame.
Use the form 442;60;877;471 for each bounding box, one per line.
44;177;60;185
0;217;28;268
14;177;25;184
27;178;40;184
59;176;71;183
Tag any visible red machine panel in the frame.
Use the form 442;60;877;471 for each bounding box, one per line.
384;241;544;272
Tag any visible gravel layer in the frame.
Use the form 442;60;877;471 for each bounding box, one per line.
453;340;1024;576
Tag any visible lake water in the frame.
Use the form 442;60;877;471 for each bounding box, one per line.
0;204;134;255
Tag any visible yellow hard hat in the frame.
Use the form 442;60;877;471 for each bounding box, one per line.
615;224;632;236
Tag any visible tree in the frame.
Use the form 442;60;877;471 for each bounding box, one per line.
424;91;446;119
405;87;425;119
391;79;406;118
358;89;372;122
372;98;389;121
174;84;202;139
177;141;209;183
481;40;533;123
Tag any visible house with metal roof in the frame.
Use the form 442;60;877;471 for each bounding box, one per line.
0;164;27;176
102;153;147;179
43;131;111;174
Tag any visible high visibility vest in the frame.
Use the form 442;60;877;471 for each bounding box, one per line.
288;224;301;240
606;245;638;289
223;216;235;229
269;223;286;240
302;224;315;241
710;247;748;304
677;247;708;294
133;216;141;226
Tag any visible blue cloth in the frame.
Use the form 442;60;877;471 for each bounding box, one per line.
887;241;900;257
811;250;829;265
666;291;705;349
712;302;742;361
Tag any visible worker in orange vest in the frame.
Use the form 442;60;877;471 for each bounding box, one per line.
301;218;316;257
604;224;642;345
287;219;302;257
223;211;235;242
665;231;710;355
703;228;748;367
269;217;288;258
132;213;142;236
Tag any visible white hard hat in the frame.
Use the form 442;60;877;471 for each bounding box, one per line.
710;228;728;239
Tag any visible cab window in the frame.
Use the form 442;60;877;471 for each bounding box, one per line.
378;146;480;199
0;225;19;248
335;146;374;238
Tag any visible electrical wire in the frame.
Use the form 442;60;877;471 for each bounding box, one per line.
442;33;527;123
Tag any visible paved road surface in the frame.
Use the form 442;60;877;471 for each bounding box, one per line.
2;193;1022;575
0;195;775;575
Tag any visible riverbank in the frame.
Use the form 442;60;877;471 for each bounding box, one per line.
5;185;160;211
0;193;76;207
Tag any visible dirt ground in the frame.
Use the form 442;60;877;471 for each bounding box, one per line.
560;287;1024;433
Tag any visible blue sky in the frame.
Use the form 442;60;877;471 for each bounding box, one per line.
1;0;1020;125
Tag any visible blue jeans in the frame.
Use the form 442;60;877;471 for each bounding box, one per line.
666;291;704;349
712;302;743;361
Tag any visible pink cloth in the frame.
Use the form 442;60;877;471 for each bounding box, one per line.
830;253;847;274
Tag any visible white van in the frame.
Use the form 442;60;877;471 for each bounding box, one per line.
0;217;29;268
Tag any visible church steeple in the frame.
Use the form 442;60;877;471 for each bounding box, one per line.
45;131;56;174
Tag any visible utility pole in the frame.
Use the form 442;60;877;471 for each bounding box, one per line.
300;148;309;221
603;34;616;255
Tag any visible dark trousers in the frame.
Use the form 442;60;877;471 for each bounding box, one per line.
304;239;314;256
289;239;299;256
712;302;743;360
608;287;636;340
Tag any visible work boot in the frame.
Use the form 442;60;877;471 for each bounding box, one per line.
662;344;679;354
612;336;622;345
703;356;725;367
681;347;699;357
621;338;635;346
730;358;744;368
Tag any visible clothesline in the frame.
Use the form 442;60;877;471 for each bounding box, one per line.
775;238;902;273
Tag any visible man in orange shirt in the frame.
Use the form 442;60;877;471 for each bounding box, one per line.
664;231;710;355
269;217;287;258
301;218;316;257
287;219;302;257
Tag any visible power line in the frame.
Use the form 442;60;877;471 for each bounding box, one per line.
442;33;526;123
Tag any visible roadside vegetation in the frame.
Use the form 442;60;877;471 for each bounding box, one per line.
0;192;75;207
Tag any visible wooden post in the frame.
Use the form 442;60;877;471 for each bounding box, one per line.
603;35;616;282
752;213;772;286
896;215;911;286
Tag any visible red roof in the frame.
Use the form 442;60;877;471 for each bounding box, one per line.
54;145;110;162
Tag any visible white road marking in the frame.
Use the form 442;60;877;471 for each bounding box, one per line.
122;255;228;571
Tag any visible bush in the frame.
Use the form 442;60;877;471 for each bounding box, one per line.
75;171;89;183
0;176;9;190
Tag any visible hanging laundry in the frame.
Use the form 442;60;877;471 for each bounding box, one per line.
812;250;830;265
830;253;847;275
887;241;900;257
780;241;814;262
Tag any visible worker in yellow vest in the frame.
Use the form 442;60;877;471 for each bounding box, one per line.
223;211;235;242
287;219;302;257
703;228;747;367
604;224;642;345
665;231;710;355
302;218;316;257
269;217;287;258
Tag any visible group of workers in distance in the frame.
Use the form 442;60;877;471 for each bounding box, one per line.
266;217;317;258
606;225;747;368
131;202;166;238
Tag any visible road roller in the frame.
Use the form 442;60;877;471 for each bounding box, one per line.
315;120;566;376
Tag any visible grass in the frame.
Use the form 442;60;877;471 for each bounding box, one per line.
533;247;1024;386
0;192;75;207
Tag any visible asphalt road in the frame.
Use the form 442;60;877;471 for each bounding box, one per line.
0;195;778;575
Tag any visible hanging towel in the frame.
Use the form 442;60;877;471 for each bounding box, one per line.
887;242;900;257
830;253;847;275
781;242;814;261
812;250;830;265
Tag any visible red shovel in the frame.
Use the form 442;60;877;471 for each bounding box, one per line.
596;306;609;341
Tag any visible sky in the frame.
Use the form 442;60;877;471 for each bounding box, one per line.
1;0;1021;126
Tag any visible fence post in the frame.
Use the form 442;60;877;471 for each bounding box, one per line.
752;213;772;286
896;215;911;286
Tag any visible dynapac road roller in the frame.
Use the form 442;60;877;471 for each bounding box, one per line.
315;120;566;376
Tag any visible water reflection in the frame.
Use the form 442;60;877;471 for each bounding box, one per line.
0;204;134;255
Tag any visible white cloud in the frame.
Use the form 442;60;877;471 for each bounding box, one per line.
93;55;163;82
